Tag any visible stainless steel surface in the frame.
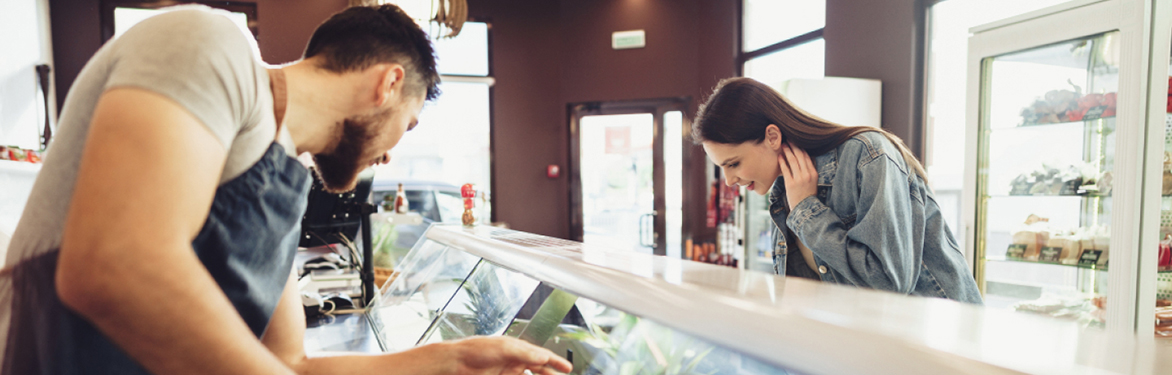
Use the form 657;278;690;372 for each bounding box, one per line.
304;313;380;354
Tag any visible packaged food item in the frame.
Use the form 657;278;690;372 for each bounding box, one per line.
25;150;40;163
1096;171;1113;196
1157;306;1172;327
1159;235;1172;271
8;148;26;162
0;146;8;161
1163;152;1172;196
1010;215;1052;260
1072;235;1095;265
1009;231;1036;259
1094;231;1110;267
1043;232;1078;263
1076;226;1110;267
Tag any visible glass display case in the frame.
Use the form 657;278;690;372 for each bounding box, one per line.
368;226;791;374
329;224;1169;374
973;31;1120;324
964;0;1172;335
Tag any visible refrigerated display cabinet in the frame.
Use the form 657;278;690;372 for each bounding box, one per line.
963;0;1172;335
305;224;1171;374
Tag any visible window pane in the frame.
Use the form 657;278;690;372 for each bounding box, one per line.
372;81;492;199
665;111;683;259
742;0;825;52
432;22;489;76
742;38;825;87
114;7;248;39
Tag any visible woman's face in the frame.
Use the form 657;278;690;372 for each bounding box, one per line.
702;127;783;195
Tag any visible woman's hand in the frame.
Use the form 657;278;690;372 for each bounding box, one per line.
779;142;817;211
441;336;573;375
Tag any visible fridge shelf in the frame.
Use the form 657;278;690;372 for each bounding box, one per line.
986;194;1111;199
987;256;1109;272
985;256;1169;273
989;116;1117;131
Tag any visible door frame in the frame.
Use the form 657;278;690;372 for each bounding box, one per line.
568;97;689;256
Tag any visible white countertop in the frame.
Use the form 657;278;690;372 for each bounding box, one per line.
426;225;1172;375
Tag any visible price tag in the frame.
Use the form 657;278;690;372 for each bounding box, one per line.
1078;249;1103;266
1083;105;1108;121
1007;244;1027;259
1039;247;1062;262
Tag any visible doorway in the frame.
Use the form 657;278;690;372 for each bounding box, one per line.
569;98;688;256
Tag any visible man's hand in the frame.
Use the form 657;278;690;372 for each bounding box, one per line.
440;336;573;375
267;272;571;375
779;142;818;211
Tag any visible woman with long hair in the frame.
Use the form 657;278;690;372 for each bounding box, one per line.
694;77;981;304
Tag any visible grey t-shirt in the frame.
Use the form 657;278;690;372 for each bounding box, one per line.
0;6;297;355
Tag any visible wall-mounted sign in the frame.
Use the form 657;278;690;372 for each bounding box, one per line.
612;30;645;50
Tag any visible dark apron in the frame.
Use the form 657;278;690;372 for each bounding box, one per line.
2;142;310;374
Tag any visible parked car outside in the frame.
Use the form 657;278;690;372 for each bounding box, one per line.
368;179;463;268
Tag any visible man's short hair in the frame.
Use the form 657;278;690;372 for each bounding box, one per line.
304;4;441;101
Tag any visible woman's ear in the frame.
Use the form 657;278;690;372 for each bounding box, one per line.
765;124;783;151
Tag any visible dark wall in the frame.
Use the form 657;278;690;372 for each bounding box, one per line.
466;0;568;238
254;0;348;64
49;0;346;109
824;0;925;158
557;0;699;103
48;0;102;111
472;0;736;241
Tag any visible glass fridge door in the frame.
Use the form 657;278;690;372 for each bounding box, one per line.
976;31;1120;326
1154;42;1172;338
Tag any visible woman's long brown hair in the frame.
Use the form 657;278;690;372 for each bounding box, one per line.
693;77;928;183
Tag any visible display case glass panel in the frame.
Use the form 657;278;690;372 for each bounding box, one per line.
976;31;1120;326
370;240;480;351
525;295;791;375
418;260;541;343
369;231;802;374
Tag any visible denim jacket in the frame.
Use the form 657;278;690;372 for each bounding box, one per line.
768;131;982;304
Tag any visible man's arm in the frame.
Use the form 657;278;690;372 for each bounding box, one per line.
56;87;295;375
265;271;572;375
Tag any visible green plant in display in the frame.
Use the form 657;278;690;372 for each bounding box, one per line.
371;220;399;268
560;312;715;375
461;266;515;336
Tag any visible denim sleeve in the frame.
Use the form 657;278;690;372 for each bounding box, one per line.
785;153;918;293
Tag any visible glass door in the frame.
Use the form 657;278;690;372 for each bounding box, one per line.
569;99;688;256
578;114;656;253
975;32;1120;326
1154;38;1172;338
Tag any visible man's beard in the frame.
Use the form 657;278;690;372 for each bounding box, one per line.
313;109;392;193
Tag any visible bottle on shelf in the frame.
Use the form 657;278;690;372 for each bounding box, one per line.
394;183;409;214
461;183;476;226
